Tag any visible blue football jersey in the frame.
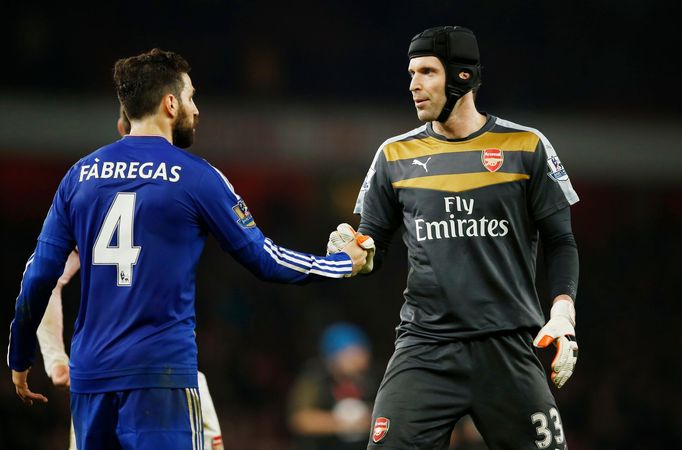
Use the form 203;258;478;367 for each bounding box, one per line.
8;136;352;393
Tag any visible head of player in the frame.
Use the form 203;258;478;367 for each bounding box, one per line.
113;48;198;148
408;26;482;124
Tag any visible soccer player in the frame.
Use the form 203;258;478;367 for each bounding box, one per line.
8;48;368;450
37;249;224;450
328;26;579;449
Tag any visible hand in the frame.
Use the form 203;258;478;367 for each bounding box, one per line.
12;369;48;406
50;363;70;388
327;223;376;274
341;239;367;277
533;298;578;389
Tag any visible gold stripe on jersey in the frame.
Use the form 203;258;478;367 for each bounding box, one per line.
383;132;539;162
392;172;530;193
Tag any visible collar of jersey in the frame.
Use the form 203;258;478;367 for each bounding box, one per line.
121;135;170;144
426;113;495;142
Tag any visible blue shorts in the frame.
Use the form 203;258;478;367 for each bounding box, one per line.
71;388;204;450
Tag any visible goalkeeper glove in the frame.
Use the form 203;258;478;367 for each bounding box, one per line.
327;223;375;274
533;299;578;389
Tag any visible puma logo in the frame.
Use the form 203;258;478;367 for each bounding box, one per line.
412;157;432;172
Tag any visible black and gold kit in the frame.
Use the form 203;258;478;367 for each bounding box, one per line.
355;115;578;450
355;115;578;347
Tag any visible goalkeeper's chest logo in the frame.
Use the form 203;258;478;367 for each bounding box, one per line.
481;148;504;172
372;417;390;443
232;199;255;228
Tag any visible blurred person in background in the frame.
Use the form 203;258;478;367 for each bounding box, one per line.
288;322;380;450
328;26;580;449
8;48;368;450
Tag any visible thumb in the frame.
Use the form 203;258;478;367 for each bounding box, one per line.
533;325;557;348
356;234;374;250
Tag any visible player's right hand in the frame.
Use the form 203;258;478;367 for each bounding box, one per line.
12;368;48;406
327;223;376;274
50;363;70;388
340;238;367;277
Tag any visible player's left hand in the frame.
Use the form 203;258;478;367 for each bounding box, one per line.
12;368;48;406
327;223;375;274
533;298;578;389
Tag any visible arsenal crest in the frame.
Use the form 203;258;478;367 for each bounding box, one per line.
481;148;504;172
372;417;390;443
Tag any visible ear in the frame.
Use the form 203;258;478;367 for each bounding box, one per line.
116;118;127;137
162;94;179;119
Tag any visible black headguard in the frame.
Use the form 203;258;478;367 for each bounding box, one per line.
408;26;482;122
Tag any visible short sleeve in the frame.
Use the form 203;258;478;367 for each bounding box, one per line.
527;134;579;221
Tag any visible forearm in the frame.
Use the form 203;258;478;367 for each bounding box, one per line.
8;241;70;371
538;207;579;301
36;287;69;376
231;236;352;284
357;217;394;273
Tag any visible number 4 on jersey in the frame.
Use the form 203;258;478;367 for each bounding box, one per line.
93;192;141;287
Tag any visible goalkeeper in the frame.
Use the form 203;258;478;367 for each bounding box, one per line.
328;25;579;450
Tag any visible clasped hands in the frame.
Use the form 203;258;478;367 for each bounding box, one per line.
327;223;375;277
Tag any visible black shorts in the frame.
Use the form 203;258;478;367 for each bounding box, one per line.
368;331;568;450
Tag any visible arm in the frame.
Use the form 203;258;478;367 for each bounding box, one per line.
195;164;365;282
9;240;72;404
8;171;76;405
329;144;402;273
36;249;80;387
532;206;579;389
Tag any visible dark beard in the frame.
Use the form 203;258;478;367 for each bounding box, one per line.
172;107;196;149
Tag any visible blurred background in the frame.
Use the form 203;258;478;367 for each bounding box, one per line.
1;1;681;449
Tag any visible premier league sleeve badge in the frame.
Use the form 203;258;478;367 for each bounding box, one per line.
232;198;256;228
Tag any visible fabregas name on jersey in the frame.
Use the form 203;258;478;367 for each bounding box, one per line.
79;158;182;183
415;195;509;241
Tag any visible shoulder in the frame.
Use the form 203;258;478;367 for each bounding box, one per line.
489;116;552;151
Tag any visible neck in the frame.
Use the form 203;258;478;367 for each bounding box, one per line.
128;115;173;144
431;93;486;139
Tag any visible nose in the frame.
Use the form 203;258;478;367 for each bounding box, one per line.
409;75;420;92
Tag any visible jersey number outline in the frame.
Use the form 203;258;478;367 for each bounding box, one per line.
93;192;141;287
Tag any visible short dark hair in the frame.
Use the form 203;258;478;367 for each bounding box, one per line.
113;48;191;120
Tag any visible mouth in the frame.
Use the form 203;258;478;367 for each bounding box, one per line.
414;98;428;108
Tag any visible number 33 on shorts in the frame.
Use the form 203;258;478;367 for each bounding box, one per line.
531;407;565;449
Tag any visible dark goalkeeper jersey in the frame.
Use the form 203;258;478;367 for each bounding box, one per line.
354;115;579;345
